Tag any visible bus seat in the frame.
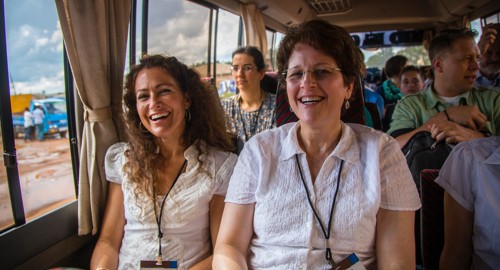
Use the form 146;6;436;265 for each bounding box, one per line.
419;169;444;270
276;78;366;126
261;72;278;94
365;102;382;130
276;81;298;126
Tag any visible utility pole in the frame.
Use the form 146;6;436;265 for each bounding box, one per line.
9;73;16;95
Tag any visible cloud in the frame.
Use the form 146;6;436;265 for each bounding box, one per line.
147;0;240;66
11;71;65;95
7;14;64;95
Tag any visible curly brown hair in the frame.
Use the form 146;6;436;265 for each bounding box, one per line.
122;54;235;201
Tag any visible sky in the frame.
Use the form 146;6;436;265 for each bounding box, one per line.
146;0;239;66
5;0;64;95
5;0;239;95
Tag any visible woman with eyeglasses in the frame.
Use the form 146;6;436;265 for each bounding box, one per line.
221;46;276;152
214;20;420;269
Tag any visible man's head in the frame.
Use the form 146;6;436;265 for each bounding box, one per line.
428;28;480;97
479;23;500;79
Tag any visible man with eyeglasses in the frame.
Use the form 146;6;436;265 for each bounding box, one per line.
388;28;500;148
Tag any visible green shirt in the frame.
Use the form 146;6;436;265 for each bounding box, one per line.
387;84;500;136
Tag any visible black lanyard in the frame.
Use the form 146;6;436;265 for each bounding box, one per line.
237;93;264;141
295;154;344;268
153;159;187;264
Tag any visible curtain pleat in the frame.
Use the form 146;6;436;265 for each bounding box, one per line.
241;3;268;59
55;0;130;235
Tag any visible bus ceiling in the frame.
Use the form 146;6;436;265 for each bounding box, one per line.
202;0;500;33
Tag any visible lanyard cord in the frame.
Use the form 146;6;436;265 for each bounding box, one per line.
153;159;187;264
295;154;344;266
237;93;264;141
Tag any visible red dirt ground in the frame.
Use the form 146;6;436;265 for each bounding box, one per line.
0;137;75;230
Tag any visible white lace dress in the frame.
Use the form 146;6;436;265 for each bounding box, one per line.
105;142;237;270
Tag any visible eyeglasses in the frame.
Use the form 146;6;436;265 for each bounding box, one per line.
230;64;256;73
282;64;342;84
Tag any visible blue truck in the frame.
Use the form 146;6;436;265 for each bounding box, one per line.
12;96;68;139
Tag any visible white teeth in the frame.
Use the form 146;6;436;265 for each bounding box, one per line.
150;112;171;120
300;97;322;103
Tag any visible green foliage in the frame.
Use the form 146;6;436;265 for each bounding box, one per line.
365;46;431;68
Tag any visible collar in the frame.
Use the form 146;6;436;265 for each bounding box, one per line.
483;141;500;165
279;122;360;165
422;84;472;110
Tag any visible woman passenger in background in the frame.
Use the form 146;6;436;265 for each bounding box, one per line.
213;20;420;269
91;55;237;270
221;46;276;151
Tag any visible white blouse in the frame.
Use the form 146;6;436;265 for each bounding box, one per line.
105;142;237;270
226;122;421;269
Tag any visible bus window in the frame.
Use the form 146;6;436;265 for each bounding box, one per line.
0;122;14;230
147;0;211;77
1;0;75;230
361;46;430;69
216;8;240;98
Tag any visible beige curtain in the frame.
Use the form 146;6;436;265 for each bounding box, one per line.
241;3;268;59
55;0;130;235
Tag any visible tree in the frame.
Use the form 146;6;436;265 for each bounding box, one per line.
397;46;431;66
365;46;430;68
365;47;395;68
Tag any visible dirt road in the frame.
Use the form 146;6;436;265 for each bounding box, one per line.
0;137;74;230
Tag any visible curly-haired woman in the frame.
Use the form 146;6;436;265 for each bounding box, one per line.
91;55;237;270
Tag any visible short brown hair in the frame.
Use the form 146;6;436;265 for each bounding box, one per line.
276;19;361;87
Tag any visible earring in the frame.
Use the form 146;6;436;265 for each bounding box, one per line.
289;106;293;112
139;122;149;133
344;99;350;110
185;109;192;122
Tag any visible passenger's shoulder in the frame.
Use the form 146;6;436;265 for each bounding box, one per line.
346;123;398;146
472;86;500;96
106;142;128;158
398;91;426;104
453;137;500;160
207;146;237;162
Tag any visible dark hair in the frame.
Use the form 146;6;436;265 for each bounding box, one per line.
400;65;424;79
123;54;234;201
384;55;408;78
428;28;477;63
232;46;265;71
357;47;365;62
276;19;361;87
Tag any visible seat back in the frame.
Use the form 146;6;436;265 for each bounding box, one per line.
261;72;279;94
364;102;382;130
419;169;444;270
276;76;366;126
